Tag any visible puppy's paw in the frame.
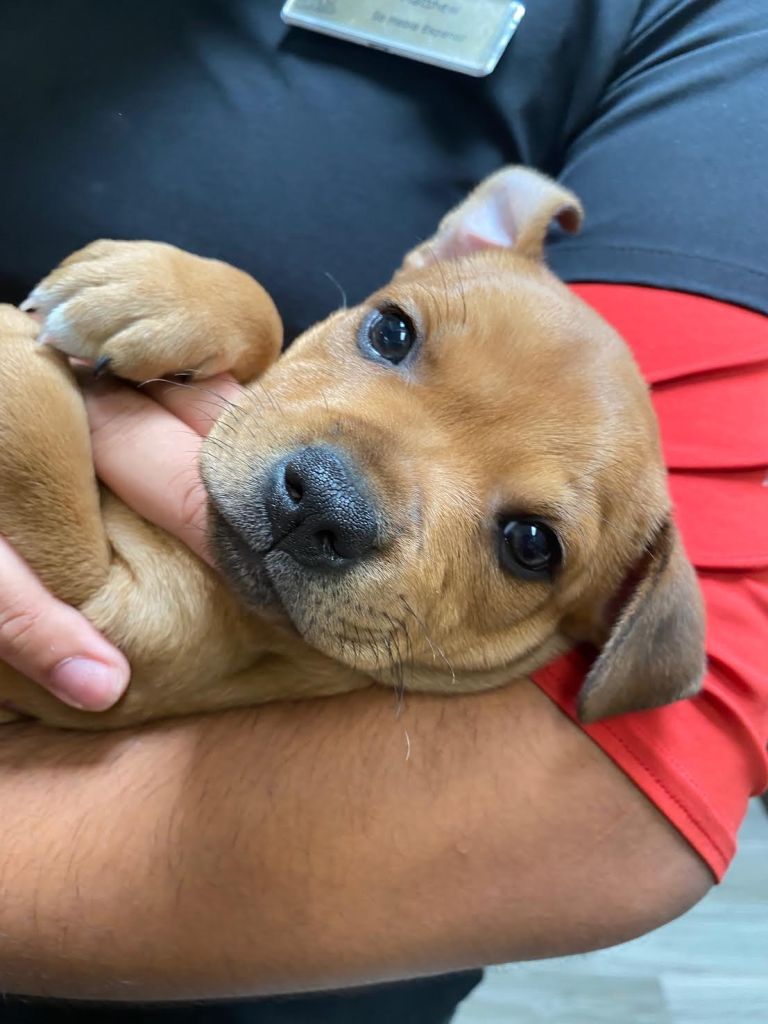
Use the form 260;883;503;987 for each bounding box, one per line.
22;241;283;384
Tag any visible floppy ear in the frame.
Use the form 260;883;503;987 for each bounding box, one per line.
578;521;706;723
401;166;583;272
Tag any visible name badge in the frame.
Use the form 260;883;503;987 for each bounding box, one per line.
281;1;526;77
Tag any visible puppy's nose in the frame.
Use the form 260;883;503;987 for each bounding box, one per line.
265;445;379;569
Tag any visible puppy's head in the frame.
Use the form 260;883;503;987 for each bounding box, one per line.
202;167;705;721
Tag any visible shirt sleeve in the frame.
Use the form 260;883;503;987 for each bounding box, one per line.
531;284;768;881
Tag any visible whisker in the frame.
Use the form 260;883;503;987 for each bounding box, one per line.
351;622;364;673
452;259;468;330
251;377;287;422
201;436;234;455
399;595;456;685
324;271;348;310
383;612;409;711
138;377;246;412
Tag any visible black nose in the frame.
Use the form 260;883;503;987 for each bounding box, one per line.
265;445;379;569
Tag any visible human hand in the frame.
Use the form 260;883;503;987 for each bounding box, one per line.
0;306;131;710
82;373;245;564
0;536;130;710
0;372;240;711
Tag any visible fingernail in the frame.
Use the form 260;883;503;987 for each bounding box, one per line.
48;657;128;711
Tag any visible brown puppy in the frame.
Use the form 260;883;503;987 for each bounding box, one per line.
0;167;705;729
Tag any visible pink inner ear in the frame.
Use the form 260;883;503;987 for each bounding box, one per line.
433;190;518;261
453;194;518;253
404;168;583;271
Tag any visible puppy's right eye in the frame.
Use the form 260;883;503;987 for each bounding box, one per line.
361;307;417;365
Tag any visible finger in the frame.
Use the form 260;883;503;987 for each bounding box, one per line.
0;537;130;711
83;381;213;565
139;373;246;436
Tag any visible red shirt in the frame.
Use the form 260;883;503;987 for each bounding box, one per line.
531;285;768;880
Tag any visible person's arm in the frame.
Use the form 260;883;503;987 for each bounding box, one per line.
0;380;712;1001
0;679;710;1001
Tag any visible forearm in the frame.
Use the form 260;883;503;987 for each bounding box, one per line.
0;682;711;1001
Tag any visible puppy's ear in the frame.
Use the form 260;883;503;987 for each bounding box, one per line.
401;166;583;272
577;521;706;724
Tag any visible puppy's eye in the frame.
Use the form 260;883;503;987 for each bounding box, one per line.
363;307;417;365
499;519;562;581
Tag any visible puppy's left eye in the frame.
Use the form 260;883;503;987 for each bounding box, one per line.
362;307;417;365
499;518;562;581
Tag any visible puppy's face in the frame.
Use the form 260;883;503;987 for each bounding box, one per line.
202;169;705;720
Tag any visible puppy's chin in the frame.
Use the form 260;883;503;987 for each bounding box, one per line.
207;499;378;665
207;503;290;623
207;501;353;648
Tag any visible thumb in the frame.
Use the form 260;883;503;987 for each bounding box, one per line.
0;537;130;711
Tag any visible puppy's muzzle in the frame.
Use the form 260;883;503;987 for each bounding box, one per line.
265;445;380;570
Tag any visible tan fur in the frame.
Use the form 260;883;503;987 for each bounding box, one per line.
0;168;705;729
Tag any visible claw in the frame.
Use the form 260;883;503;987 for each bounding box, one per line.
93;355;112;379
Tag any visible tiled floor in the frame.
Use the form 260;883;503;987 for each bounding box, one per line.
455;799;768;1024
